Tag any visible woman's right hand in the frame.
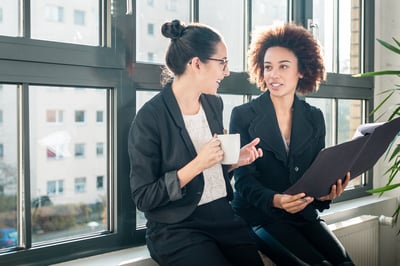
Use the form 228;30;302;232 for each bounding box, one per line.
273;193;314;214
196;135;224;171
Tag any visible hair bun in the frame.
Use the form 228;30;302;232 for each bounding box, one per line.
161;19;185;40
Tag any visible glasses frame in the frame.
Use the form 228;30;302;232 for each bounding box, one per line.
206;57;229;71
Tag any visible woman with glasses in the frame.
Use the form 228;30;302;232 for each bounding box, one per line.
229;23;355;265
128;19;264;266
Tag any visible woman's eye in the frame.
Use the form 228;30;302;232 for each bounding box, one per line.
264;66;272;71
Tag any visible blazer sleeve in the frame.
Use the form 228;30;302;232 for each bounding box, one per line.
128;104;184;212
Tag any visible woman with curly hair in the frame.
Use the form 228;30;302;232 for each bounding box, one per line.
128;19;264;266
229;23;355;265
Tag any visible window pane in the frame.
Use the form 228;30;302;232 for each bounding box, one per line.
96;142;104;156
74;110;85;123
337;99;363;143
29;86;109;245
136;91;158;112
305;98;334;147
199;1;244;71
313;0;335;72
338;99;364;188
219;94;246;131
252;0;288;30
96;111;103;123
0;1;20;37
136;0;190;64
338;0;361;74
313;0;361;74
31;0;100;46
0;84;18;250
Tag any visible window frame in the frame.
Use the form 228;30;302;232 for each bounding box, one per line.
0;1;139;265
0;0;375;265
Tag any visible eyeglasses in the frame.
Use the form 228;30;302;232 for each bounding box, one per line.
206;57;229;71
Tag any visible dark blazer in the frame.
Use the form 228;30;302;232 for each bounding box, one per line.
230;91;330;226
128;83;232;224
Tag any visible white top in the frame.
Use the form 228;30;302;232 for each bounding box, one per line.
182;105;227;205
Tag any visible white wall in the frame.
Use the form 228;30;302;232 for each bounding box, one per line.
374;0;400;264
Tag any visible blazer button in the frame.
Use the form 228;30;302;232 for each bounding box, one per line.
294;166;299;172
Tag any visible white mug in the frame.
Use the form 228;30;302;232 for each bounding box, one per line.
217;133;240;164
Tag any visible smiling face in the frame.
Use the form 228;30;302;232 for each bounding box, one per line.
200;41;230;95
263;46;303;98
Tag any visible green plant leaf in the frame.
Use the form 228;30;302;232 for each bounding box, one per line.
369;91;394;116
353;70;400;77
377;38;400;55
392;37;400;48
368;183;400;194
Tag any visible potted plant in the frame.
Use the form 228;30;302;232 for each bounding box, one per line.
354;37;400;226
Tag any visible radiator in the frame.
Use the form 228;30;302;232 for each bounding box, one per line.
328;215;379;266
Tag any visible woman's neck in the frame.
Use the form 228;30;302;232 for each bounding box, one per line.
172;78;201;115
270;93;294;115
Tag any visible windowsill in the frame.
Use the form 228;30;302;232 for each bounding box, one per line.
51;245;151;266
51;195;396;266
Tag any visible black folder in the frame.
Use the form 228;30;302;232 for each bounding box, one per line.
284;116;400;198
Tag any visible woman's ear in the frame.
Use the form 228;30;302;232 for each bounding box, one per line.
189;57;201;70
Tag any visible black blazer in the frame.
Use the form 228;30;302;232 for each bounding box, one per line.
128;83;232;224
230;91;330;226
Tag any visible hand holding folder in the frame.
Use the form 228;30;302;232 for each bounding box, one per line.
284;116;400;198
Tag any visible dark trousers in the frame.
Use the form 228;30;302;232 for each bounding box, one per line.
253;219;355;266
146;198;264;266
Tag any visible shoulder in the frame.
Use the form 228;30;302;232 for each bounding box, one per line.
204;93;223;109
297;98;324;123
232;93;265;118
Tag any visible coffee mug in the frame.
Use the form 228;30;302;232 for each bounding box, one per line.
217;133;240;164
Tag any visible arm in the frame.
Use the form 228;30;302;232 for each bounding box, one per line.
128;107;181;212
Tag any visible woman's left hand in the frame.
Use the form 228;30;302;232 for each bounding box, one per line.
228;137;263;172
318;172;351;201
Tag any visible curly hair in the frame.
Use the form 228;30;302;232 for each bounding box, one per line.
247;23;326;95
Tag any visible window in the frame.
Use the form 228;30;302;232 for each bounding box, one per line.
47;180;64;196
46;110;64;123
147;52;154;62
31;1;100;45
75;110;85;123
96;176;104;190
74;177;86;193
136;0;190;64
74;10;85;26
30;86;109;247
199;0;246;71
96;142;104;156
147;23;154;35
0;110;3;124
74;143;85;157
45;5;64;22
0;143;3;159
96;110;104;123
0;1;19;37
311;0;362;74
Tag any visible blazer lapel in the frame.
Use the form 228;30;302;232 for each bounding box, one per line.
248;92;288;164
162;84;198;156
289;97;315;157
200;94;223;135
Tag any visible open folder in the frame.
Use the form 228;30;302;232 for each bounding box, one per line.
284;116;400;198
